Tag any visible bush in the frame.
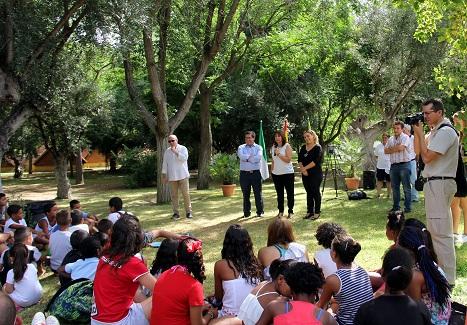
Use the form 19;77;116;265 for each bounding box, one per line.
118;147;157;188
209;153;239;185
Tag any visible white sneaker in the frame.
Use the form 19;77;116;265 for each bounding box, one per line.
454;233;463;244
462;234;467;244
46;315;60;325
32;312;46;325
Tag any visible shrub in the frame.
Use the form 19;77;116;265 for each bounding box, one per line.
118;147;157;188
209;153;239;185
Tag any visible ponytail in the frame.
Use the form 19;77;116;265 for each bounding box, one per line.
10;243;29;282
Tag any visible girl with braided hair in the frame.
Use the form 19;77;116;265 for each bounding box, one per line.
151;236;218;325
398;226;451;325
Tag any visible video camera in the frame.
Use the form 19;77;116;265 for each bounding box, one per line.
404;112;424;125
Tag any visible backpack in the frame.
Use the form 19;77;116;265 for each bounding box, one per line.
347;190;368;200
438;124;467;195
45;278;93;323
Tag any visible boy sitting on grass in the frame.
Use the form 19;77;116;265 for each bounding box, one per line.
49;210;72;273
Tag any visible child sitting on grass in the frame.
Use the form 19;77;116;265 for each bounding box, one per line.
317;235;373;325
3;243;43;308
314;222;347;279
69;209;89;233
58;229;89;286
3;205;27;234
385;211;405;248
33;202;58;249
150;238;178;278
49;210;72;272
62;235;101;281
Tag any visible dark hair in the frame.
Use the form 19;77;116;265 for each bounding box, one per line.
315;222;347;249
269;259;296;281
13;228;32;243
93;232;109;248
398;226;450;308
177;237;206;283
10;243;28;282
387;211;405;237
0;193;5;199
150;238;179;276
56;209;70;226
283;262;324;297
422;98;444;112
221;224;263;284
404;218;438;263
69;199;80;209
104;214;144;267
245;130;256;138
108;197;123;211
331;234;361;265
393;121;405;129
80;236;101;259
273;130;287;146
44;202;57;214
267;217;295;247
0;292;16;325
382;247;414;292
97;219;113;234
70;230;89;249
6;204;22;217
70;209;83;225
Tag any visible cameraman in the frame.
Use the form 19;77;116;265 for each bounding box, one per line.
413;98;458;286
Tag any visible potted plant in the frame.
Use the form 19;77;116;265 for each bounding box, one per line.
209;153;239;196
339;136;364;191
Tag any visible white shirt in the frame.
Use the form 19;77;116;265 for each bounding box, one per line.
6;264;43;307
406;135;416;160
161;144;190;181
374;143;391;172
386;133;411;164
65;257;99;281
0;245;41;265
220;277;258;316
49;230;72;271
108;210;126;224
69;223;89;233
271;144;294;175
314;248;337;279
4;218;27;233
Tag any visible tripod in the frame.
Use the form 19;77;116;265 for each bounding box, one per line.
321;148;341;199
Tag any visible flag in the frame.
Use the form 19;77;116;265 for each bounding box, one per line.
307;117;311;131
283;118;289;142
258;120;269;180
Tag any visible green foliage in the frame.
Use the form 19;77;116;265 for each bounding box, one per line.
209;153;239;185
118;147;157;188
338;136;365;177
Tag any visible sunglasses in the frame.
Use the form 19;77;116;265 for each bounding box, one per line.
168;139;176;143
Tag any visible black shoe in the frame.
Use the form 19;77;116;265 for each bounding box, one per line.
172;213;180;220
403;209;411;213
304;213;313;220
186;212;193;219
242;213;251;218
256;213;264;217
310;213;320;220
287;213;294;219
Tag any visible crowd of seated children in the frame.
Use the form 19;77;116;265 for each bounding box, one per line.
314;222;347;279
49;210;72;273
237;259;295;325
3;243;43;308
69;199;98;228
210;224;262;322
60;235;101;281
58;229;89;286
68;210;89;234
316;234;373;325
257;262;337;325
258;217;309;280
355;247;431;325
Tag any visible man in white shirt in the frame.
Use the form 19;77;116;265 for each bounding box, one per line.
374;133;392;198
162;134;192;220
385;121;412;213
413;98;459;285
403;125;419;202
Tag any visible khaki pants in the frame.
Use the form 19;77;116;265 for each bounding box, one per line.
170;177;192;215
424;179;457;284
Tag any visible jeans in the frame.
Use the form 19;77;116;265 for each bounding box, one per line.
240;170;263;215
390;162;412;211
302;172;323;214
272;173;295;213
409;159;419;201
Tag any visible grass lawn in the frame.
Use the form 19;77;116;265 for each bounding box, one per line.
2;170;466;323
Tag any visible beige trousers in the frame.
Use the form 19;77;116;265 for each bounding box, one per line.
170;177;192;215
424;179;457;284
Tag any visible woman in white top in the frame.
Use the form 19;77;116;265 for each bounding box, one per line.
374;133;392;198
209;224;262;323
258;217;309;280
271;131;295;218
3;243;43;308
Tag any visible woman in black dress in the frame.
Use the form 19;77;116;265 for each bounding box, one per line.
298;130;323;220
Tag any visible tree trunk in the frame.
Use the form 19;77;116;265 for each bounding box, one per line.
109;156;117;173
55;153;71;199
197;84;213;189
156;134;171;204
28;154;33;174
75;149;84;185
69;157;74;177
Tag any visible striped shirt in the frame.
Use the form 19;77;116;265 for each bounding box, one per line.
386;133;411;164
334;266;373;325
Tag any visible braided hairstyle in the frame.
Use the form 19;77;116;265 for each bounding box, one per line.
177;236;206;284
404;218;438;263
283;262;324;298
398;226;450;308
221;224;263;285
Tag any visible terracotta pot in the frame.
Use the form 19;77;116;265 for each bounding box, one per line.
344;177;360;190
221;184;236;197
